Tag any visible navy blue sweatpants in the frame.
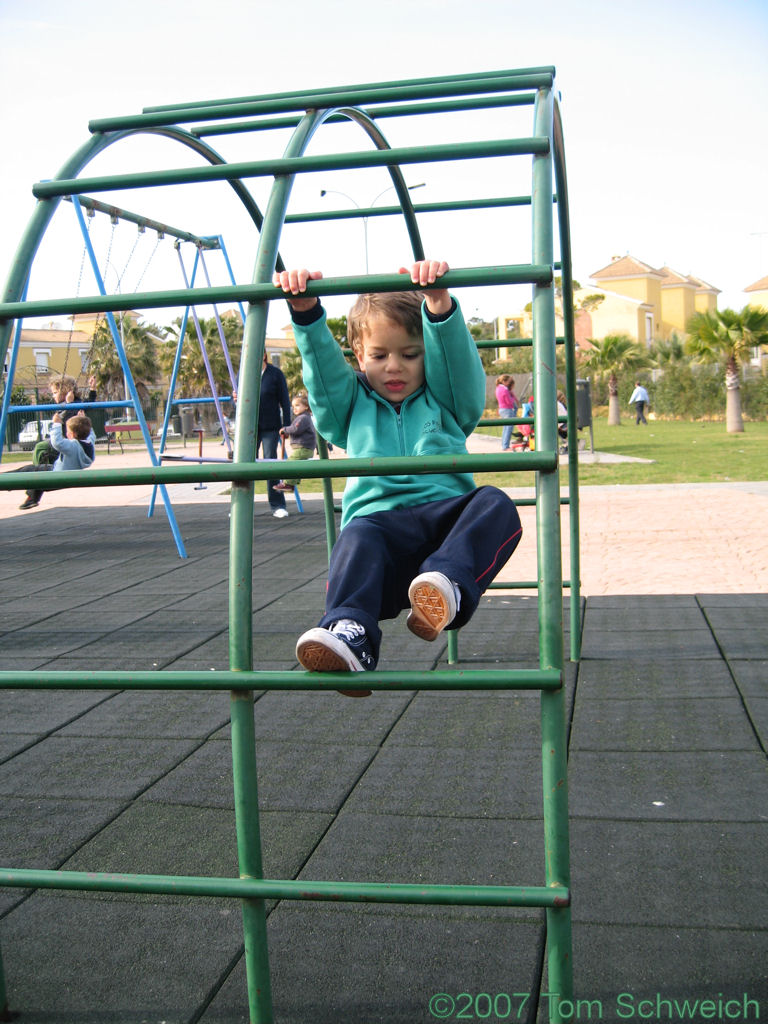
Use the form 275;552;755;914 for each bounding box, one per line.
318;486;522;664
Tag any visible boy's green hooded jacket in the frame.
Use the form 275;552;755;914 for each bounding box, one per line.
292;297;486;529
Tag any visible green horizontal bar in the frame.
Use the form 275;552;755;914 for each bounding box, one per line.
285;195;540;225
487;580;571;590
0;866;568;908
193;93;537;138
0;264;553;320
0;669;563;691
32;138;549;201
479;340;562;349
92;73;555;131
0;450;557;493
149;66;555;115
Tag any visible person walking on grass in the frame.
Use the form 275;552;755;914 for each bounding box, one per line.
629;380;649;424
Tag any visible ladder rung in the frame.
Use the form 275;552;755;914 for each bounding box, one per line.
0;668;563;692
0;867;570;909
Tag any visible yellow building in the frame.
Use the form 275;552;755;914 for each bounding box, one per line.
588;254;719;345
744;275;768;310
492;254;720;358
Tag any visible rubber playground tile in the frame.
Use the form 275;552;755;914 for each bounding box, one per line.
700;603;768;632
299;810;546;906
341;743;545;819
568;750;768;821
743;696;768;746
713;628;768;661
202;909;544;1024
697;591;768;608
383;693;541;750
143;735;379;814
583;594;699;609
1;892;246;1024
569;697;757;752
441;629;542;663
574;658;736;699
249;691;414;745
0;689;115;733
56;690;233;740
59;801;332;904
581;604;709;631
0;732;38;763
566;923;768;1018
569;819;767;929
59;631;223;666
579;629;721;660
0;735;200;801
0;630;106;658
729;659;768;697
0;794;125;915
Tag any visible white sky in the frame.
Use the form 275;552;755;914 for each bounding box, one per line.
1;0;766;336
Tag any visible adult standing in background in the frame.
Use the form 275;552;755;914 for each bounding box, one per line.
258;351;292;518
628;380;649;425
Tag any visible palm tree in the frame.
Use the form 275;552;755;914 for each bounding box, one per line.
579;333;652;425
685;306;768;432
161;315;242;399
650;331;686;369
88;314;164;405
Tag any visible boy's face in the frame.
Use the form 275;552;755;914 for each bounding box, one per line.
292;398;307;415
355;317;425;404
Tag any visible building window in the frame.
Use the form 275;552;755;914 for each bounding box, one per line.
33;349;51;372
645;314;653;347
79;349;90;372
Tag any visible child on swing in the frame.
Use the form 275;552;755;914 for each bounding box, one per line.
17;410;96;509
273;259;522;691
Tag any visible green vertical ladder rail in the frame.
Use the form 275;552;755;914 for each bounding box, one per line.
0;68;580;1023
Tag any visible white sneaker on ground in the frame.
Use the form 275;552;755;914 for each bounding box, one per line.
406;571;460;642
272;508;289;519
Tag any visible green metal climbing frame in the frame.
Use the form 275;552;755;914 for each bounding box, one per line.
0;67;580;1022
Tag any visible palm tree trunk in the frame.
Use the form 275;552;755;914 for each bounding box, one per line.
725;357;744;433
607;373;621;426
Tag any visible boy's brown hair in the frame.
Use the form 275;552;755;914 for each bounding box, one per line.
67;414;92;441
347;291;424;356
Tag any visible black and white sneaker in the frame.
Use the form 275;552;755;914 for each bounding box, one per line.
296;619;375;696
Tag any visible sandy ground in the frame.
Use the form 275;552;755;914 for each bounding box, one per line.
2;435;767;596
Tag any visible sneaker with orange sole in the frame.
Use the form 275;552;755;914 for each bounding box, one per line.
406;571;459;642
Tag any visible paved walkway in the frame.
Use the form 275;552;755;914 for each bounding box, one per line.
3;434;768;596
0;444;766;1022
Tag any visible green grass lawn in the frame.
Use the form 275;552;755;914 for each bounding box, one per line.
476;417;768;489
571;417;768;486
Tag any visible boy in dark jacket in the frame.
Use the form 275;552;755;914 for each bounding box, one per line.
275;393;316;492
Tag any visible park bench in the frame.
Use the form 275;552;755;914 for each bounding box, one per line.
104;422;143;454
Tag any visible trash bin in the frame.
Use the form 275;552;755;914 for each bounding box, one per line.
180;407;195;437
575;379;592;429
575;379;594;452
171;414;182;435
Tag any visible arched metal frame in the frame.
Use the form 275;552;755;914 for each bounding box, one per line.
0;69;579;1024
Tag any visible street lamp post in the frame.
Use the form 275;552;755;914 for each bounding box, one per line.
319;183;425;274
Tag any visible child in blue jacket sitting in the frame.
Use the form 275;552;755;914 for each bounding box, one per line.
273;259;522;693
17;411;96;509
